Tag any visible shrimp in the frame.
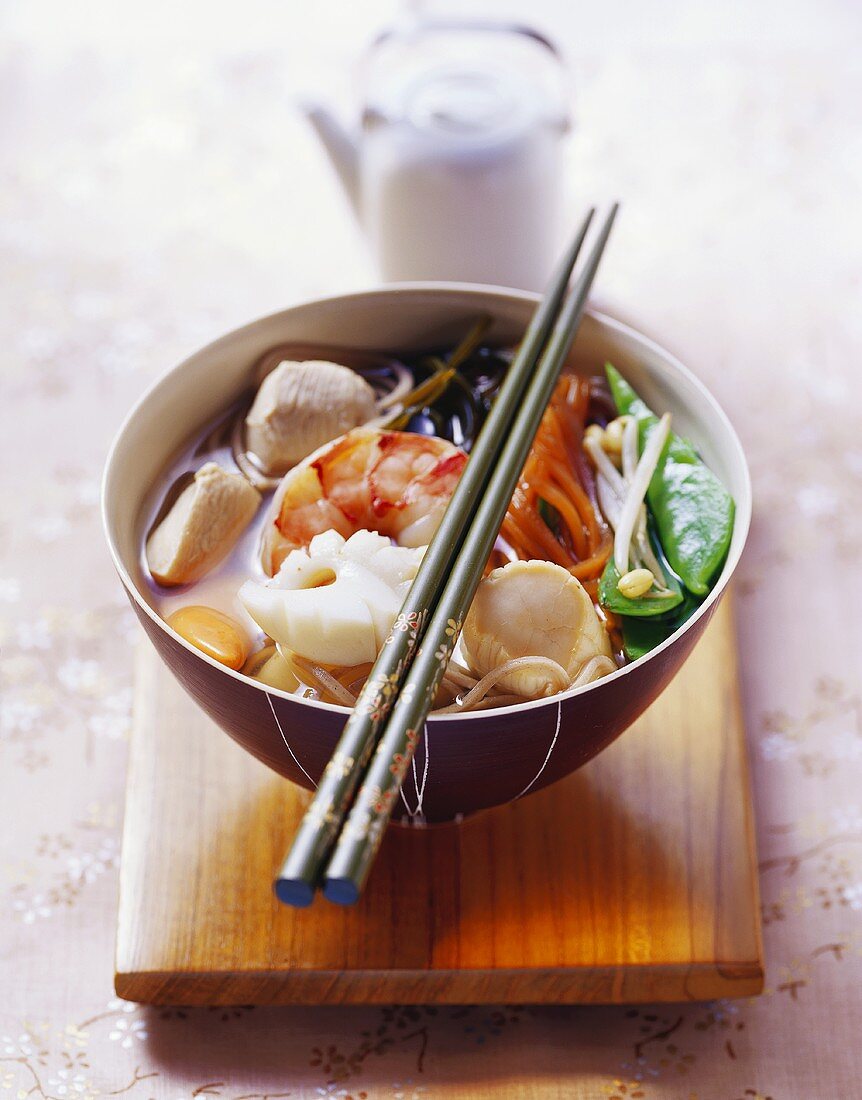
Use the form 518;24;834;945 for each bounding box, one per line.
260;427;467;575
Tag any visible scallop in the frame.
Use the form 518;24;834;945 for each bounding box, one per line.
461;560;613;698
245;359;378;476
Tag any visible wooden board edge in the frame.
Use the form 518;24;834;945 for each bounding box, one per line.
724;597;766;979
115;961;764;1007
113;645;157;992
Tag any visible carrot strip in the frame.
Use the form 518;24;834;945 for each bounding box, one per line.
502;374;611;587
551;465;601;546
514;486;577;564
540;483;588;559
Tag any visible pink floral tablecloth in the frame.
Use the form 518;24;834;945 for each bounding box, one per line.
2;3;861;1097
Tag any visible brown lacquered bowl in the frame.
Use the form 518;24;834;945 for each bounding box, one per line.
102;285;751;822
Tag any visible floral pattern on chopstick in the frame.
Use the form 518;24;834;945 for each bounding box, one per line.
377;619;459;815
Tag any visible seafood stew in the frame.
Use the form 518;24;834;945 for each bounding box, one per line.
141;330;734;713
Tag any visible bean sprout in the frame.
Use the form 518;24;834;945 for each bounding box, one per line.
584;433;627;495
614;413;671;576
621;414;639;481
597;465;668;589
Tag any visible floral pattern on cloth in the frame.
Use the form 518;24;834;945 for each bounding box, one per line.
2;7;862;1098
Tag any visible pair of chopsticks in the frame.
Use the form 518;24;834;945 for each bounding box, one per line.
276;204;619;907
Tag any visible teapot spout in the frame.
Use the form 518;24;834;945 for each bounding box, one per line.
301;102;360;216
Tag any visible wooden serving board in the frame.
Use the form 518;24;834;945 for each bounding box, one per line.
116;595;763;1005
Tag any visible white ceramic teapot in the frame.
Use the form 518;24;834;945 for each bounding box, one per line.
303;18;572;290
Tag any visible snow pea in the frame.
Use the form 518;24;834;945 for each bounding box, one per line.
621;590;703;661
598;529;683;617
621;616;667;661
605;364;734;595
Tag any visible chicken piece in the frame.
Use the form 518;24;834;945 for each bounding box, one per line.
461;560;613;697
146;462;260;587
245;360;377;476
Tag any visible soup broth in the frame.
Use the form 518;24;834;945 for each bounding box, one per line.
140;334;734;710
141;342;513;703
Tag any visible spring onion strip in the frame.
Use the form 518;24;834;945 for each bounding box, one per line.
613;413;672;576
381;365;457;429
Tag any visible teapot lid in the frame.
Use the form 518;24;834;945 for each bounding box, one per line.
361;18;571;139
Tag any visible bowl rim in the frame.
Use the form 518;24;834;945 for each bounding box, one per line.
102;281;752;723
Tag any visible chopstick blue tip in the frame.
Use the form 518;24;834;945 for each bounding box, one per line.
323;879;360;906
274;877;315;907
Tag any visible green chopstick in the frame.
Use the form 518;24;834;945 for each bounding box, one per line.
323;204;620;905
274;210;596;907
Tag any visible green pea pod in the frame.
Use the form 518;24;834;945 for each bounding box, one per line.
605;364;734;595
598;535;683;617
621;590;704;661
621;616;668;661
